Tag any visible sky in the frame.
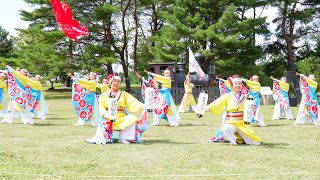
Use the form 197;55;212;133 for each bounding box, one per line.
0;0;35;37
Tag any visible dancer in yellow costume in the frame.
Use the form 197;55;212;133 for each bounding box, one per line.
146;68;180;126
178;73;196;113
86;74;144;144
242;75;266;126
205;77;262;145
0;72;7;117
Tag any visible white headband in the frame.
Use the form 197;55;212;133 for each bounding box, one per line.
21;69;28;73
90;72;97;76
309;74;315;79
252;75;259;79
232;78;242;83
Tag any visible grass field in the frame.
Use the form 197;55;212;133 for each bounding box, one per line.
0;85;320;179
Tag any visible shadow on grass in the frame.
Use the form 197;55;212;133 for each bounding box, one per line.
178;124;211;127
263;123;292;127
143;139;196;145
45;95;71;100
33;123;71;126
261;142;289;149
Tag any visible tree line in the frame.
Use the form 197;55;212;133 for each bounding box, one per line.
0;0;320;90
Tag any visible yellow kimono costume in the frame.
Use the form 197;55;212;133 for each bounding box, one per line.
0;79;7;110
178;83;196;112
207;93;262;144
99;90;144;130
97;83;109;92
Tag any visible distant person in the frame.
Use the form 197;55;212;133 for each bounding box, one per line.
270;76;293;120
295;73;319;125
242;75;266;127
178;73;197;113
145;68;180;126
32;75;49;120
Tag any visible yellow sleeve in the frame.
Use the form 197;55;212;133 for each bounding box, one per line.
243;79;261;92
98;92;109;116
273;78;289;91
77;79;97;92
26;78;42;91
123;92;144;113
221;79;231;89
13;70;28;86
306;77;318;90
97;83;109;92
153;74;171;88
0;80;7;93
206;94;228;115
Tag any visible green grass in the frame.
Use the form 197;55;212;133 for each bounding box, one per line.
0;87;320;179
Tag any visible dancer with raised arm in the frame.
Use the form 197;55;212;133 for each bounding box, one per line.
0;72;7;117
178;73;197;113
145;68;180;126
205;77;262;146
242;75;266;127
86;74;148;144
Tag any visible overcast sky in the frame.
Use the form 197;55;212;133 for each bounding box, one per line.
0;0;36;37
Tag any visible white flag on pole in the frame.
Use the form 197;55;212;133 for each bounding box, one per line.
189;48;205;79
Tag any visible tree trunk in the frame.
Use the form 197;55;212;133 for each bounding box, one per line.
133;0;138;73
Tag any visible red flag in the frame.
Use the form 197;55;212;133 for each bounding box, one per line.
50;0;89;42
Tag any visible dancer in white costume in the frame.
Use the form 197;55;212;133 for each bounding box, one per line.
295;74;319;125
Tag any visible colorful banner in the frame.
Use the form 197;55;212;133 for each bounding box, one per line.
249;90;260;123
0;88;4;109
141;76;169;120
218;79;231;95
26;85;41;114
300;76;319;119
272;80;289;110
50;0;89;42
7;71;27;111
72;80;95;122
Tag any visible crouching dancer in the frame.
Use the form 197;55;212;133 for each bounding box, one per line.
86;74;148;144
205;77;262;146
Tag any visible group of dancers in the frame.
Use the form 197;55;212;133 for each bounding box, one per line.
0;65;48;125
0;65;318;145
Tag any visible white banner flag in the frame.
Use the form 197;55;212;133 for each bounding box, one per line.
189;48;205;79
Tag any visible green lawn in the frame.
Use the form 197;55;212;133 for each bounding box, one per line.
0;86;320;179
